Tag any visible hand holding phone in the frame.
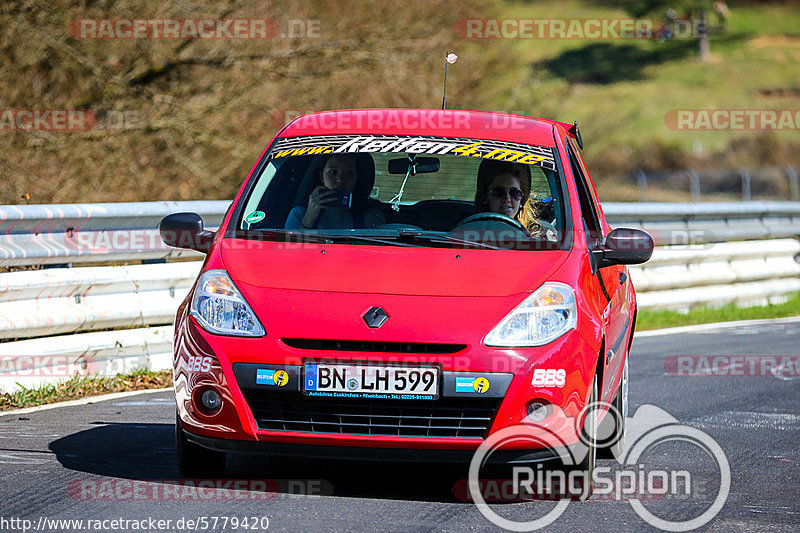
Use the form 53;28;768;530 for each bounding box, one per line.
328;190;352;209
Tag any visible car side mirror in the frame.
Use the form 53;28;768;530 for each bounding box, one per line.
159;212;215;253
596;228;654;267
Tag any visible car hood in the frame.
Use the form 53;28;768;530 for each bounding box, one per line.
220;238;569;297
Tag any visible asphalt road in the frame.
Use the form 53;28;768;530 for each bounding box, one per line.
1;319;798;532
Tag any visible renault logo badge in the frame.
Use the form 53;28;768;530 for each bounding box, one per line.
363;307;389;328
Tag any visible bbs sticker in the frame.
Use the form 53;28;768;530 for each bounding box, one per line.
531;368;566;388
187;355;212;373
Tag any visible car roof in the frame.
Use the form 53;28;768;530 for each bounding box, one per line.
280;109;571;146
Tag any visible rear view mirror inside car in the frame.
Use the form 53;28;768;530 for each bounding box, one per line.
388;157;440;174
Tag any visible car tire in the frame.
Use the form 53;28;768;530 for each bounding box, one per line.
566;373;598;500
176;412;226;477
598;355;628;460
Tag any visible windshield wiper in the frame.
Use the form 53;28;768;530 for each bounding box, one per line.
265;229;504;250
325;230;507;250
325;234;422;247
267;229;334;244
396;230;504;250
326;231;504;249
269;230;418;247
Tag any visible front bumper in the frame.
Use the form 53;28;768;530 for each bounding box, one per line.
184;427;561;465
175;311;598;452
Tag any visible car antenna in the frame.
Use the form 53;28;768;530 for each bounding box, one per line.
442;52;458;110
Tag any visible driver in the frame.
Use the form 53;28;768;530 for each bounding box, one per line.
474;159;544;237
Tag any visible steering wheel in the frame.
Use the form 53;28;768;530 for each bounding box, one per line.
536;219;559;241
454;212;528;233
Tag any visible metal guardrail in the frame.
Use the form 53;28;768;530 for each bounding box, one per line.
2;201;800;266
0;262;200;339
604;201;800;245
0;261;200;393
632;239;800;309
0;201;229;266
1;201;798;393
0;326;173;393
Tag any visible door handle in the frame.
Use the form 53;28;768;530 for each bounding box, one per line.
619;272;627;285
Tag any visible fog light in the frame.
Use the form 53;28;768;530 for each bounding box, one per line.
527;401;550;423
200;389;222;412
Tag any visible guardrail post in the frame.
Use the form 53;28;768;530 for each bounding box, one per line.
739;168;751;201
688;169;701;202
787;167;799;201
636;168;648;202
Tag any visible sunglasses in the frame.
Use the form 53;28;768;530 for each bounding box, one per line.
489;186;523;201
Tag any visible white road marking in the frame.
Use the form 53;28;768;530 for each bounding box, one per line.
111;398;175;406
636;315;800;338
692;411;800;431
0;388;172;419
0;452;54;465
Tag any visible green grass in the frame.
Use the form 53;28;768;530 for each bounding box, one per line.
496;1;800;194
0;368;172;411
637;292;800;330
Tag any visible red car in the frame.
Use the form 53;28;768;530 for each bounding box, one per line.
160;109;653;480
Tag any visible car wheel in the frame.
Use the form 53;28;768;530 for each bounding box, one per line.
176;412;226;477
567;373;598;500
598;355;628;460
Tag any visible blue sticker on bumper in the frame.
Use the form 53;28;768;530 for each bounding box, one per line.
256;369;276;385
455;376;475;393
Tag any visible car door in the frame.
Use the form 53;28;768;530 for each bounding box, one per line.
567;139;630;403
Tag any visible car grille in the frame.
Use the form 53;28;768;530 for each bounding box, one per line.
243;391;501;438
281;338;466;354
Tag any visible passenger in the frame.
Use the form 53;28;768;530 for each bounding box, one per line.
285;154;384;230
474;159;544;237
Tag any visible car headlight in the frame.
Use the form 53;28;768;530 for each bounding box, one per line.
485;282;576;347
190;269;265;337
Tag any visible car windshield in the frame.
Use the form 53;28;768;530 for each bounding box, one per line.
236;134;566;250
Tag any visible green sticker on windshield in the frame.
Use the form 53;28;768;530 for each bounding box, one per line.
245;210;266;224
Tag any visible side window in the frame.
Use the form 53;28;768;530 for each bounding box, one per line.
570;141;603;210
567;141;602;246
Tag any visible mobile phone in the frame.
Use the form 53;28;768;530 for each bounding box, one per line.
329;190;352;209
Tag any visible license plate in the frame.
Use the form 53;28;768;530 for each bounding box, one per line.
303;363;439;399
